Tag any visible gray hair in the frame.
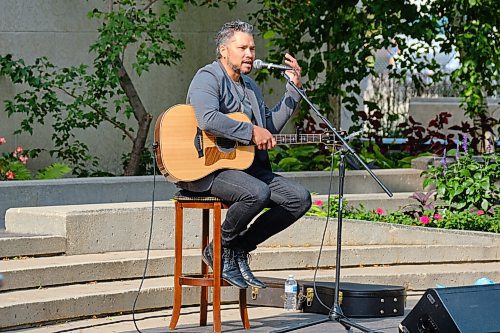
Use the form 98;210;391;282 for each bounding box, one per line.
215;20;254;59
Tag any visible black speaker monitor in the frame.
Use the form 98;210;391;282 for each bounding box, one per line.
400;284;500;333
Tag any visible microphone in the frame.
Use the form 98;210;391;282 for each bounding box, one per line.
253;59;293;71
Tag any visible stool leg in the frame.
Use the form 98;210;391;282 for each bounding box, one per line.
200;208;210;326
239;289;250;329
169;202;184;330
212;202;222;333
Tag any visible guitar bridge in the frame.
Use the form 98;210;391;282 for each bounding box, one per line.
194;127;204;158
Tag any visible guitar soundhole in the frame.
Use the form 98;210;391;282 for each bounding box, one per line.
215;137;237;153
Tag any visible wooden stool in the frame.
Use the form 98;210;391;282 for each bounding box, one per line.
169;191;250;333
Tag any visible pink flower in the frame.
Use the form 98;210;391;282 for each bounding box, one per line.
5;170;15;180
12;146;24;158
18;155;28;164
420;215;430;225
476;210;485;216
434;213;443;221
313;199;324;207
0;137;6;145
375;208;385;215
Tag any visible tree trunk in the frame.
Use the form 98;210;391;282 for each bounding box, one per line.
327;40;342;130
328;95;342;130
118;61;152;176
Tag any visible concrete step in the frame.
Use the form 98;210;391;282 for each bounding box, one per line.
260;261;500;291
0;276;177;329
1;244;498;291
0;250;172;291
6;203;499;255
0;230;66;258
1;262;499;329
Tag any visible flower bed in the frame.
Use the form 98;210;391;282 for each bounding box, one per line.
0;135;70;181
307;196;500;233
308;140;499;234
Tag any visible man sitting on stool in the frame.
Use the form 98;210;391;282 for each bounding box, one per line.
177;20;311;289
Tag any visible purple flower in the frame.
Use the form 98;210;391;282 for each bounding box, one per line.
441;148;447;167
455;141;460;160
462;135;468;155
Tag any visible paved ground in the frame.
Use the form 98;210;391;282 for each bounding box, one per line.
9;297;420;333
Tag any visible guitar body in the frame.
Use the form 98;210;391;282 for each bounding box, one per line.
154;104;255;182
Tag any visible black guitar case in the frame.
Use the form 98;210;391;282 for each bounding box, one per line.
246;277;406;318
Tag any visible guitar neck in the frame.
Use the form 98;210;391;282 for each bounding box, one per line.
274;134;325;145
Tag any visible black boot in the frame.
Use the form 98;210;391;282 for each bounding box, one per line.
234;249;267;289
202;241;214;269
221;248;248;289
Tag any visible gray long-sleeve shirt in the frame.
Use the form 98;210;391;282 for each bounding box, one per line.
178;60;302;192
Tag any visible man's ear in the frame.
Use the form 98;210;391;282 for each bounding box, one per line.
219;44;227;58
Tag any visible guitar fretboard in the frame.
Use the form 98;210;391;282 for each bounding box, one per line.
274;134;325;145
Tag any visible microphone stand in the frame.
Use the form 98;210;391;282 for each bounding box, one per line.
271;74;393;333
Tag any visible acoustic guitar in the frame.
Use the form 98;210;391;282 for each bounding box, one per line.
154;104;335;182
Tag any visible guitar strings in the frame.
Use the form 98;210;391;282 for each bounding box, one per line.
212;133;329;146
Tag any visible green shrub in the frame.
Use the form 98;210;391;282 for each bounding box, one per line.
422;152;499;212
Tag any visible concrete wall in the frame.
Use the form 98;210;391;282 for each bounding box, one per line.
409;97;499;133
0;0;284;175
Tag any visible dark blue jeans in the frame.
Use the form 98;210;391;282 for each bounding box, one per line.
209;167;312;252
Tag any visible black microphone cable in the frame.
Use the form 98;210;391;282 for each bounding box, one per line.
131;140;159;333
49;141;162;333
309;145;337;312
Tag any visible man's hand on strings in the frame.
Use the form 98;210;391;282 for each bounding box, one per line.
252;125;276;150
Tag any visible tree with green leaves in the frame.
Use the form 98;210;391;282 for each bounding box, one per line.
0;0;189;176
428;0;499;152
247;0;498;148
432;0;498;118
249;0;442;129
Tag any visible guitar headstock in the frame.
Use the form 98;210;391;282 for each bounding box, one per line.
321;132;336;145
321;130;348;145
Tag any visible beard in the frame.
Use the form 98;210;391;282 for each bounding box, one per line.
225;57;252;75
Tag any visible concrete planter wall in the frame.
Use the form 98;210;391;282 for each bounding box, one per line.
0;169;424;229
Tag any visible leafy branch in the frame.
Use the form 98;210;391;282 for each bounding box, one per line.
0;0;189;176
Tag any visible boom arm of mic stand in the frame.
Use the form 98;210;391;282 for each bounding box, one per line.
283;73;393;198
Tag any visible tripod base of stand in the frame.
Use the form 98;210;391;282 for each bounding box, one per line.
270;316;334;333
271;308;379;333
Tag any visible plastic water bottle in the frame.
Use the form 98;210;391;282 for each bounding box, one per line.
284;274;298;311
